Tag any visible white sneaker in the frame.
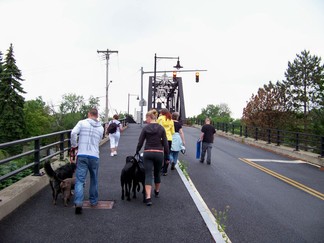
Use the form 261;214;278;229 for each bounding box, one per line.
110;153;114;157
114;151;117;156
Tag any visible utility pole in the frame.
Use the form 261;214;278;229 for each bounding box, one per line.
140;67;144;127
97;49;118;123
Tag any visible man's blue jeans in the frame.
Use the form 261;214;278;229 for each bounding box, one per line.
200;142;213;164
74;155;99;207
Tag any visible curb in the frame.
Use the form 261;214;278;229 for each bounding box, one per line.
0;137;110;221
176;163;231;243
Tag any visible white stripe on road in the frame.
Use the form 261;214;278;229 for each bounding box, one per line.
176;164;230;243
249;159;306;164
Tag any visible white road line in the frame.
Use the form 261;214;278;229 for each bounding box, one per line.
249;159;306;164
176;163;230;243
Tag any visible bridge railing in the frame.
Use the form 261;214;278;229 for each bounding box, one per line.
0;130;72;186
186;119;324;157
0;119;127;189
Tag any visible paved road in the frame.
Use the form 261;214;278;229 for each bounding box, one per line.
0;124;215;243
183;126;324;242
1;124;323;242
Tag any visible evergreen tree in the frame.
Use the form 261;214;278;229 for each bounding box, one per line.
0;44;26;149
0;51;3;76
283;50;324;132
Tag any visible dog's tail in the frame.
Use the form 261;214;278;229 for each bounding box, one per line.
44;161;62;181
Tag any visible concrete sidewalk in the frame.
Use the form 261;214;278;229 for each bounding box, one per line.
0;124;223;243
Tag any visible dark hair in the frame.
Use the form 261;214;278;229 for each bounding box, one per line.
113;114;119;120
89;108;99;117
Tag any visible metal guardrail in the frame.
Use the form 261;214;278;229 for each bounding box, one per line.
0;130;72;183
186;119;324;157
0;119;127;186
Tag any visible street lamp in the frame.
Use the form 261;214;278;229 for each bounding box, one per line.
128;93;139;116
153;53;183;109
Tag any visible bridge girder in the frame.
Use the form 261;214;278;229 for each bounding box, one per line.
148;75;186;121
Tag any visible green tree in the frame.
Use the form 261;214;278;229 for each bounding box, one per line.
0;51;3;79
59;93;85;114
198;103;232;123
283;50;324;132
79;96;100;118
0;44;26;148
199;104;220;119
52;93;101;130
24;97;54;137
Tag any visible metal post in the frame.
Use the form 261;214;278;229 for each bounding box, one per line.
153;53;157;109
141;67;144;127
267;129;271;144
321;137;324;157
60;133;64;160
97;49;118;123
127;93;130;115
107;80;112;118
105;56;109;122
33;139;40;176
295;133;300;151
128;94;139;117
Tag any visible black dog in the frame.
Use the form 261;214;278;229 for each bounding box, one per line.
132;155;145;203
120;156;137;201
44;161;76;206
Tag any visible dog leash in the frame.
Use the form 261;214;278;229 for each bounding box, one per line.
70;147;78;163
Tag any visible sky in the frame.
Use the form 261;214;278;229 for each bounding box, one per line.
1;0;324;120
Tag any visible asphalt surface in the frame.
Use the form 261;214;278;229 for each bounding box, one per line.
182;126;324;243
1;123;323;242
0;124;215;243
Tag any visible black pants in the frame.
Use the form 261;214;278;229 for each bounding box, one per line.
162;141;172;173
143;152;163;185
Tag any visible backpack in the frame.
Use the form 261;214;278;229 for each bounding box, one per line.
107;122;119;134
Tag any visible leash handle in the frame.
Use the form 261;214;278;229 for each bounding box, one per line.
70;147;78;163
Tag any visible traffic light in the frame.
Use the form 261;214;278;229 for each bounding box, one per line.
173;71;177;81
195;72;199;83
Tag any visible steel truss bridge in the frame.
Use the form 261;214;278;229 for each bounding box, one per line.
147;74;186;120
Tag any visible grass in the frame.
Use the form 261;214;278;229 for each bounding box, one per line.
212;206;230;242
178;159;231;242
178;160;189;180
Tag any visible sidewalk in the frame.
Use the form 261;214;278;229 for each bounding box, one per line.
0;124;218;243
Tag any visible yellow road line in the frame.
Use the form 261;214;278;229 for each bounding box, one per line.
239;158;324;201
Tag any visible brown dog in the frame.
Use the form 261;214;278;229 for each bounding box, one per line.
60;177;76;207
44;161;76;206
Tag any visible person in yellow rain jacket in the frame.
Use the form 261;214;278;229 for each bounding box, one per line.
157;108;175;176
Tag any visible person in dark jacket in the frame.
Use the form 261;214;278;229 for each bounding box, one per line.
136;109;169;206
199;117;216;165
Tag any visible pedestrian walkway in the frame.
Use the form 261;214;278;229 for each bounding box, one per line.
0;124;218;243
